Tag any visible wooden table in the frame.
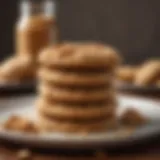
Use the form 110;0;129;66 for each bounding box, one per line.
1;144;160;160
0;92;159;160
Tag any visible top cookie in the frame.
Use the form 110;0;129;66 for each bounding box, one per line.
39;43;120;69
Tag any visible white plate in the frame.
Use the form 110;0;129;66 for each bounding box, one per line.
0;94;159;149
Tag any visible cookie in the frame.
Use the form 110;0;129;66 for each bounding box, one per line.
39;43;120;69
116;65;138;82
135;60;160;85
38;83;115;102
38;68;112;86
36;99;116;120
38;114;117;132
0;56;36;82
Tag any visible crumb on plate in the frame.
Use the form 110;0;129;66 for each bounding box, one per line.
120;108;148;126
2;115;39;133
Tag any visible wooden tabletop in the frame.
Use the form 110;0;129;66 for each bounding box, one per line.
0;91;159;160
1;146;160;160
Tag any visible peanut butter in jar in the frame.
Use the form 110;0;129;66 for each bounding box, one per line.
15;0;58;59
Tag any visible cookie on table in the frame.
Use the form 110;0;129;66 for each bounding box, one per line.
38;68;112;87
36;98;116;120
135;60;160;86
39;43;121;69
38;114;117;132
38;82;115;102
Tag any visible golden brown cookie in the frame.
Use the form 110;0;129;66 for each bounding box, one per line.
38;67;112;86
0;56;36;83
135;60;160;86
36;99;116;120
116;65;138;83
39;43;120;69
38;83;115;102
38;114;117;132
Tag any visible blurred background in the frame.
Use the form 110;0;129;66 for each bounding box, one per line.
1;0;160;64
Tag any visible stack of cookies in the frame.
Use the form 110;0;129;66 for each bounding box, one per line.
37;43;120;133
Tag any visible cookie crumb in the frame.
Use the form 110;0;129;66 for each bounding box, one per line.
17;149;32;160
95;151;108;159
2;115;39;133
120;108;148;126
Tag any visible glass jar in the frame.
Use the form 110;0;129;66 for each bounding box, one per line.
15;0;57;58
